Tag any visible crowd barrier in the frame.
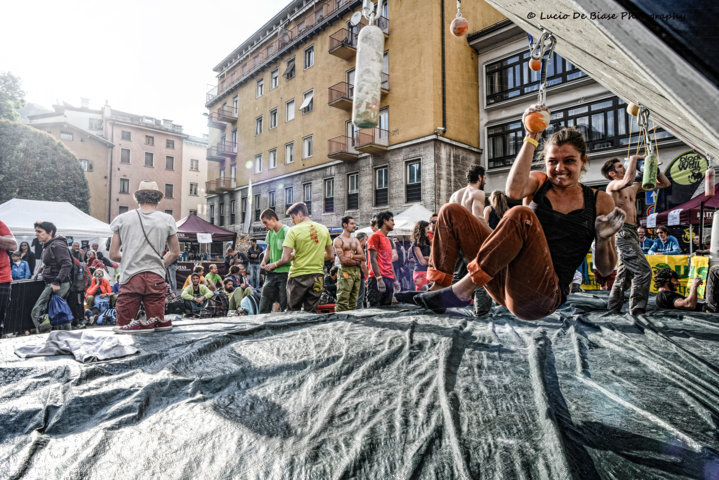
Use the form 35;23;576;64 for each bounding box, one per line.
582;254;710;298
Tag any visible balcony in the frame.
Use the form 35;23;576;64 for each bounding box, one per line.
355;128;389;154
217;142;237;158
328;82;353;110
206;178;235;194
206;146;224;161
328;135;359;161
207;112;227;129
216;104;238;122
328;28;358;60
381;73;390;95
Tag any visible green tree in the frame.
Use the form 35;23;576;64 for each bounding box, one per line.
0;72;25;121
0;119;90;212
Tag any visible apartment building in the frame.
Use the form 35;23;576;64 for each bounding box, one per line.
28;101;187;221
205;0;506;237
469;21;691;214
181;134;209;219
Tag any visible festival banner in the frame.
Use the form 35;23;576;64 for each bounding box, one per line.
582;253;709;298
656;150;708;212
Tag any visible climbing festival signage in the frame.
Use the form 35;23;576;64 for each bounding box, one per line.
656;150;708;211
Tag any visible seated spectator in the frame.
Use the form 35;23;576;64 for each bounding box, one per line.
11;251;31;280
70;241;85;262
654;268;704;310
223;278;258;315
86;270;115;308
692;235;709;253
85;250;100;271
648;226;681;255
181;272;214;316
324;266;338;301
182;265;207;289
226;264;251;289
205;263;223;291
637;227;653;255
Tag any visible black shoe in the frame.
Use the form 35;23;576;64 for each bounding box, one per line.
414;287;471;314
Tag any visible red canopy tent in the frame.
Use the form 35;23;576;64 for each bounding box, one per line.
176;213;236;242
639;183;719;227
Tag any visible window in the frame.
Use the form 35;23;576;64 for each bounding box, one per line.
347;173;359;210
304;45;315;69
166;139;174;149
241;197;247;221
120;178;130;194
121;130;131;141
89;118;102;130
165;156;174;170
485;96;672;169
303;183;312;215
144;152;154;167
285;57;296;79
230;200;236;224
121;149;130;163
165;184;174;199
406;160;422;202
255;116;263;135
379;107;389;131
286;99;295;122
269;108;278;129
219;202;225;226
324;178;334;213
271;69;279;89
189;183;198;196
285;142;294;164
269;191;276;209
256;78;264;97
300;90;314;114
375;166;388;206
145;135;154;146
255;154;262;173
302;135;313;159
285;187;294;210
190;159;199;171
119;206;129;214
165;210;173;216
269;149;277;169
485;51;587;106
232;95;239;116
254;194;261;221
230;163;236;181
79;159;92;172
210;204;215;224
60;131;73;141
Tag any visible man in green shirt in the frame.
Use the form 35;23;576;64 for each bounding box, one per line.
205;263;223;291
259;209;291;313
274;202;333;312
181;273;214;316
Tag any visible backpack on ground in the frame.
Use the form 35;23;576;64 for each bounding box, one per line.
207;292;229;317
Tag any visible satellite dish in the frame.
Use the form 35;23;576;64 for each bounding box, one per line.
350;11;362;27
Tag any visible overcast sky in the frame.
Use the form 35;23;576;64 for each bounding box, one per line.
0;0;291;137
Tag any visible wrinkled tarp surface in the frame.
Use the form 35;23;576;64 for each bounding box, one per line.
1;291;719;479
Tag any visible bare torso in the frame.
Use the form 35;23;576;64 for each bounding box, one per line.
607;182;639;225
449;185;485;221
333;234;361;266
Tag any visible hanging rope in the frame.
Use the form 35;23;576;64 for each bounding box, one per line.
528;28;556;105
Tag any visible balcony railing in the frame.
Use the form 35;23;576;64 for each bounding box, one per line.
329;28;359;60
217;104;238;122
206;178;234;194
206;146;224;161
217;142;237;158
207;112;227;129
355;128;389;154
328;135;359;161
381;72;390;94
328;82;354;110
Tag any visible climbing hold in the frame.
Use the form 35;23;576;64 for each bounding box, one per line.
529;58;542;71
450;16;469;37
523;104;551;133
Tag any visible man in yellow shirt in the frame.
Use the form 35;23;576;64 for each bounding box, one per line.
272;202;332;312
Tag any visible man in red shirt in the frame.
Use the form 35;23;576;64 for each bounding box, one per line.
0;220;18;330
367;211;398;306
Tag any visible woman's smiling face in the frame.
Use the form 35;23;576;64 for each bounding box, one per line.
544;143;587;188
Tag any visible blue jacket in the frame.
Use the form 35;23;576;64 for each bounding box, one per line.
639;237;653;254
648;235;681;255
11;260;31;280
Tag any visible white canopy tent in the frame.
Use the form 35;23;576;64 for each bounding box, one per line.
356;204;434;237
0;199;112;239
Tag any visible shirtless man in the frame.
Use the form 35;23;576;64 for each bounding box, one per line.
602;155;670;314
448;165;486;222
333;216;366;312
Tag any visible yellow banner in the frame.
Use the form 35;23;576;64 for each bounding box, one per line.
582;254;709;298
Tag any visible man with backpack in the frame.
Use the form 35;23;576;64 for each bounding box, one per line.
31;221;73;332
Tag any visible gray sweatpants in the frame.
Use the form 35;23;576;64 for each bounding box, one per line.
607;224;651;314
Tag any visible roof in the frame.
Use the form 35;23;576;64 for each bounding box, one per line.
0;199;112;237
176;213;235;242
28;121;114;147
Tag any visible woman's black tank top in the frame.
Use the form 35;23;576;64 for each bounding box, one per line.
488;207;500;229
529;178;597;297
